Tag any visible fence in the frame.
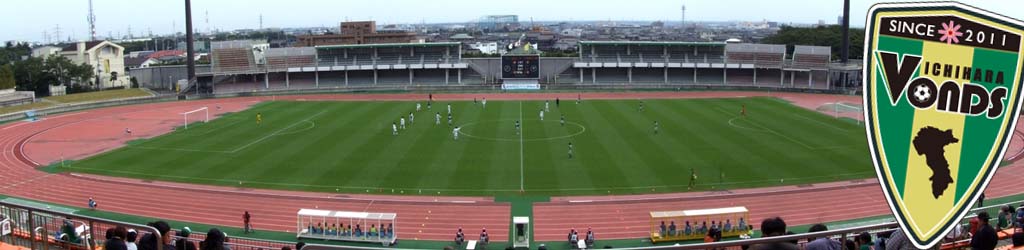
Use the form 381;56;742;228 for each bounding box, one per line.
0;95;178;123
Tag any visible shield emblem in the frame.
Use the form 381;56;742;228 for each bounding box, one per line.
864;2;1024;248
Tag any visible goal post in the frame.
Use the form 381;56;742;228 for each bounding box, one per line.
181;107;209;129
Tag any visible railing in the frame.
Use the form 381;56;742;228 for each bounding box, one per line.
0;200;164;250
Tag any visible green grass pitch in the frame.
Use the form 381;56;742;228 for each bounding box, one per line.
65;97;873;196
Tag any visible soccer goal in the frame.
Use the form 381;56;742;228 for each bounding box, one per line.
181;107;209;129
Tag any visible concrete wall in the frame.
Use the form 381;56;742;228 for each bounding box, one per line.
128;65;212;91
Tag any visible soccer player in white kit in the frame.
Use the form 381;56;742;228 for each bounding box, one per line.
392;122;398;136
482;98;487;108
409;112;415;124
539;109;544;121
416;103;421;111
545;101;550;112
447;103;452;114
453;127;460;140
435;112;441;125
400;117;406;129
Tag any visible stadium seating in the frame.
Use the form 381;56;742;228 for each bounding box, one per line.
791;45;832;70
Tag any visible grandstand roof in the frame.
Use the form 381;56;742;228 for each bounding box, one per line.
725;43;786;54
794;45;832;56
579;41;725;47
315;42;461;50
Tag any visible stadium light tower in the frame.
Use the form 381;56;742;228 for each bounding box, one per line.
841;0;849;63
680;4;686;27
87;0;97;41
185;0;196;94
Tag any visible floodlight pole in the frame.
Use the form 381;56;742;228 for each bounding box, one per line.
185;0;197;94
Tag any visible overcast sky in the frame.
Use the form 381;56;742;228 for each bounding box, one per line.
3;0;1023;43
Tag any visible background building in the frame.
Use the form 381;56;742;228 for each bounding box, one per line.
296;21;417;46
59;41;129;89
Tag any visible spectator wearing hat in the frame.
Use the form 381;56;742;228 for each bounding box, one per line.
972;211;998;250
139;221;174;250
126;229;139;250
176;227;197;250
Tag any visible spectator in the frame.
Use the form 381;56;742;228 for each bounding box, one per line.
725;219;732;232
88;197;98;210
668;221;677;236
139;221;174;250
105;226;129;250
570;229;578;246
347;225;353;237
355;224;362;237
281;247;291;250
972;211;997;250
126;229;139;250
738;217;747;232
176;227;197;250
479;228;489;244
944;221;966;242
750;217;798;250
566;228;574;244
884;227;917;248
998;205;1011;231
222;232;232;250
387;223;394;238
586;228;595;246
856;232;872;250
455;227;464;246
700;221;708;235
978;192;985;208
369;224;378;237
200;228;226;250
843;239;856;250
805;224;841;250
1017;204;1024;227
1013;227;1024;247
243;211;252;234
874;230;893;250
295;242;305;250
970;216;980;235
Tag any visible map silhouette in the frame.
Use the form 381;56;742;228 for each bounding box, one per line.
912;126;960;199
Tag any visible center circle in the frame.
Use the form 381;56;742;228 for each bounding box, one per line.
457;119;586;142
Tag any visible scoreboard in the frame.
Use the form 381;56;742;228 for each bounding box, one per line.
501;55;540;79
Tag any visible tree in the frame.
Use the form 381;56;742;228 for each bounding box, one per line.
762;25;865;60
0;64;14;90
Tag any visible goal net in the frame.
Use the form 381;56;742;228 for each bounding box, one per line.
181;107;209;129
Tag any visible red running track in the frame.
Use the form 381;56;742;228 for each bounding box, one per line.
0;92;1020;243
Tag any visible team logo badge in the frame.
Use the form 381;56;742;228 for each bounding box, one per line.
864;2;1024;248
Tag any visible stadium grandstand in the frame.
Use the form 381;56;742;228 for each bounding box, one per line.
201;42;467;93
187;40;852;94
